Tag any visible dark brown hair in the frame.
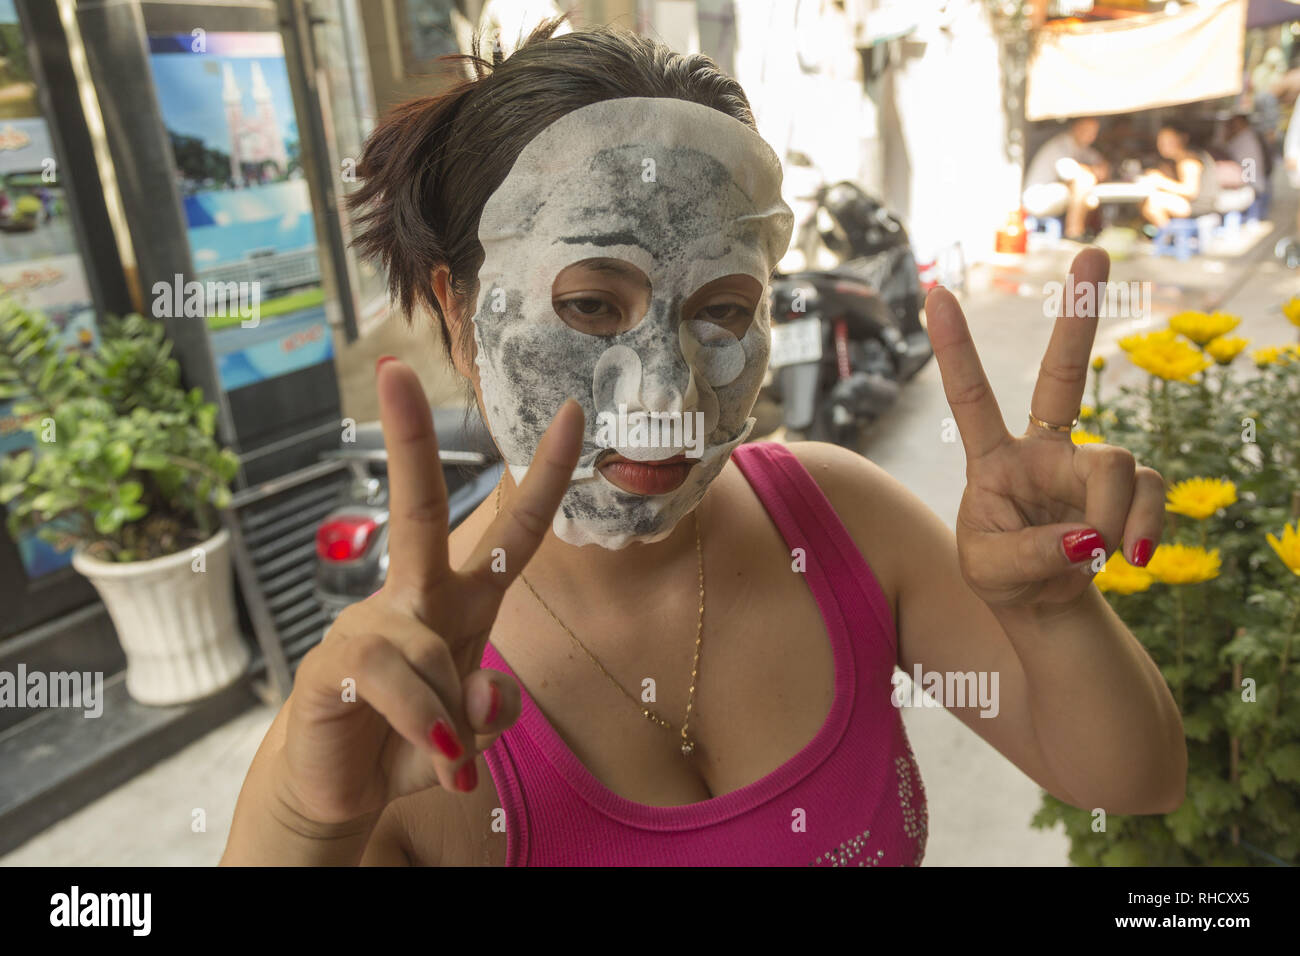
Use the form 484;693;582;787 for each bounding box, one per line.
346;15;757;368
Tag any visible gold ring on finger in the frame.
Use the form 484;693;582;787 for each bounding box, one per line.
1028;412;1077;433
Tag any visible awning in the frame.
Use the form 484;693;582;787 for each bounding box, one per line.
1246;0;1300;29
1025;0;1247;121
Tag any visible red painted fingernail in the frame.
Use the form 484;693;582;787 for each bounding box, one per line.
1062;528;1104;563
1131;538;1155;567
430;720;463;760
376;354;397;372
486;683;500;724
455;761;478;793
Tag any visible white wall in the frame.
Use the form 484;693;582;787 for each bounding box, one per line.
732;0;877;188
877;0;1022;264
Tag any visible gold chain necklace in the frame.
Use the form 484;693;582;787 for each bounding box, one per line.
494;481;705;757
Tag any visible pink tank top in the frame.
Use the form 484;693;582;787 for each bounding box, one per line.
478;441;928;866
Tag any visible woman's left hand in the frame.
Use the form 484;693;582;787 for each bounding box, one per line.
924;247;1165;609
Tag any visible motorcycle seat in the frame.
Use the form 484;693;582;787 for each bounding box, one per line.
349;404;500;459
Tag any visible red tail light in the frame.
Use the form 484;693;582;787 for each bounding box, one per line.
316;516;379;562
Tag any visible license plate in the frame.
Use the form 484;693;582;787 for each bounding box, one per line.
770;317;822;368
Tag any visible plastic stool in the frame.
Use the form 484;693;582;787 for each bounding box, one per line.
1024;215;1063;241
1153;218;1199;260
1246;188;1271;222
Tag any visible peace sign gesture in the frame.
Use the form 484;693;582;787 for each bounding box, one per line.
925;248;1165;608
275;358;583;826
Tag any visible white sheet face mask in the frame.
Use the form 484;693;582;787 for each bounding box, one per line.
470;97;794;548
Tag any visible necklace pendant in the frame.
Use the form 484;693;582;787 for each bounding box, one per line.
681;740;695;757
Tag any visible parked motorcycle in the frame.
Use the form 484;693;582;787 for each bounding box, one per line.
765;179;934;446
313;405;503;621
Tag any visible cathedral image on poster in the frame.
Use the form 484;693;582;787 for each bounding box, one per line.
222;60;290;186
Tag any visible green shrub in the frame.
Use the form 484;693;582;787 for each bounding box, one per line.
1032;312;1300;865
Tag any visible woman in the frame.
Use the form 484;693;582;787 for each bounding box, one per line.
1140;123;1221;228
222;21;1185;866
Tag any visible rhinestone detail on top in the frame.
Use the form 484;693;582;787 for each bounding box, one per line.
807;828;885;867
896;741;929;866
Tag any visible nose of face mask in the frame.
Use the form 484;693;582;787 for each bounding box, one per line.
592;344;718;461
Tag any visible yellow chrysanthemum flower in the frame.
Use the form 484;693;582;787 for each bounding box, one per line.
1071;429;1103;445
1251;344;1300;367
1091;355;1107;372
1169;310;1240;346
1165;477;1238;519
1146;544;1221;584
1118;329;1178;353
1266;521;1300;576
1094;550;1155;594
1079;404;1095;419
1127;338;1211;383
1205;335;1250;365
1283;296;1300;329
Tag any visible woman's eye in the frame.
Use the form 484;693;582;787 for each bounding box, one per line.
696;302;751;324
556;297;619;324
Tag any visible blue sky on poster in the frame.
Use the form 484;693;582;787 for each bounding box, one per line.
149;53;301;156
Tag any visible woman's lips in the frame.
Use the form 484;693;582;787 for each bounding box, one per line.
598;453;696;495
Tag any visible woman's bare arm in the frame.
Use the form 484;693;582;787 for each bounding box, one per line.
793;441;1185;814
221;696;385;866
1166;157;1203;199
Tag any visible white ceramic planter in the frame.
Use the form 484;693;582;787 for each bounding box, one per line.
72;527;249;706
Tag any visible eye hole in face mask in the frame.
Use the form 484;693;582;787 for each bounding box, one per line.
552;258;652;335
680;274;763;338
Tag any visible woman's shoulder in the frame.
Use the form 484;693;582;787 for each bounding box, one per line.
739;440;934;623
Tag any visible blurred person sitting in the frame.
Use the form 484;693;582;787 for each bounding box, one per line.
1215;113;1267;189
1021;117;1109;241
1139;124;1219;229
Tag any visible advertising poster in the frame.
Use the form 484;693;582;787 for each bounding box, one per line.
146;31;333;392
0;0;100;578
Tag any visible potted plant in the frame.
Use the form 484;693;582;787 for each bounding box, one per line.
0;296;248;705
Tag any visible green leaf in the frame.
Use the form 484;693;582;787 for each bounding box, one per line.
1181;711;1214;742
118;481;143;506
1165;799;1204;847
133;450;169;470
31;490;75;513
1100;842;1150;866
1265;744;1300;784
104;440;133;478
8;449;32;481
13;340;41;365
1239;762;1271;798
216;449;240;481
93;506;124;535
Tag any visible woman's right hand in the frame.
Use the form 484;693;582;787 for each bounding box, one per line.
273;358;583;826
